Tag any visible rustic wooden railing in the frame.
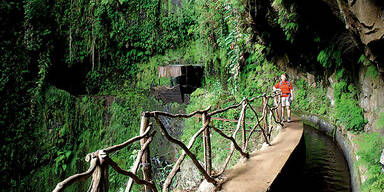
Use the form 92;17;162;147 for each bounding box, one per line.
53;92;284;192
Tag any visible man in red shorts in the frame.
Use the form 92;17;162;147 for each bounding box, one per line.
273;73;294;122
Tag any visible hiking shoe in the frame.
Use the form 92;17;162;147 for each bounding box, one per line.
282;117;286;122
287;117;291;123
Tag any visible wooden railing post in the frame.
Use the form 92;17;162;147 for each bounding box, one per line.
202;112;212;176
241;100;247;150
140;112;152;192
274;92;282;122
264;98;269;143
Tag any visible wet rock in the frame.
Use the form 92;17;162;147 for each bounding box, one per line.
327;86;335;106
359;65;384;132
307;73;316;87
349;0;384;46
321;0;384;64
196;179;215;192
380;149;384;173
328;72;336;85
173;159;202;191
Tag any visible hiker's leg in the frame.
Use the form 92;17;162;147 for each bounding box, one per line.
287;106;291;120
281;97;287;121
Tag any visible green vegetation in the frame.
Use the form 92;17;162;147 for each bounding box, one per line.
333;81;366;132
292;70;366;132
18;86;162;191
1;0;196;190
1;0;382;191
240;43;281;98
292;79;330;116
273;0;299;43
317;43;342;68
366;65;379;81
183;79;265;170
357;113;384;191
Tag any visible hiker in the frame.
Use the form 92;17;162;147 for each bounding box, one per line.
273;73;294;122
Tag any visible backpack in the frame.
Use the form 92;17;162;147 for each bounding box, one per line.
279;80;293;100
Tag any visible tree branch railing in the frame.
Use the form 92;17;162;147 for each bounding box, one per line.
53;93;284;192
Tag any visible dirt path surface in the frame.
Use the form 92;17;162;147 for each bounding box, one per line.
219;116;304;192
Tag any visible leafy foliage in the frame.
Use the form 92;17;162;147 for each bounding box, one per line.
317;43;342;68
1;0;381;191
183;79;260;170
366;65;379;81
273;0;299;43
292;78;330;116
240;44;280;98
1;0;196;190
333;79;366;132
356;113;384;191
290;69;365;133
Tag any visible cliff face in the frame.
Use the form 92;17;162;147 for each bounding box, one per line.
261;0;384;132
323;0;384;68
358;64;384;132
329;0;384;131
260;1;384;189
316;0;384;132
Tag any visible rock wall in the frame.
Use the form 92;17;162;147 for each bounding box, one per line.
358;64;384;132
322;0;384;69
277;54;384;132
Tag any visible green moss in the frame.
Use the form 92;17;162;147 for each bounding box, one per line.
334;81;366;132
290;67;365;132
273;0;299;43
15;85;165;191
291;78;330;117
356;113;384;191
366;65;379;81
317;43;342;68
239;43;280;99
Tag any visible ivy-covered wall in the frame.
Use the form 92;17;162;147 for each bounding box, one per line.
1;0;196;191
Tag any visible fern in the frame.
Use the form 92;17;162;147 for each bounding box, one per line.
272;0;283;6
333;81;366;132
317;44;342;68
358;54;365;64
357;114;384;191
366;65;379;80
274;1;299;43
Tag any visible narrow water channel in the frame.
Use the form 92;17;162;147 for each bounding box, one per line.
270;124;351;192
301;124;351;192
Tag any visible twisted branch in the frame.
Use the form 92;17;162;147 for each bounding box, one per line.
214;102;246;177
53;157;98;192
153;113;217;185
208;99;245;116
162;116;210;191
247;100;270;145
211;126;249;158
104;125;152;153
149;106;211;118
125;132;156;192
105;157;158;192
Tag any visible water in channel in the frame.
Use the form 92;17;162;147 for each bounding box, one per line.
301;124;351;192
270;124;351;192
